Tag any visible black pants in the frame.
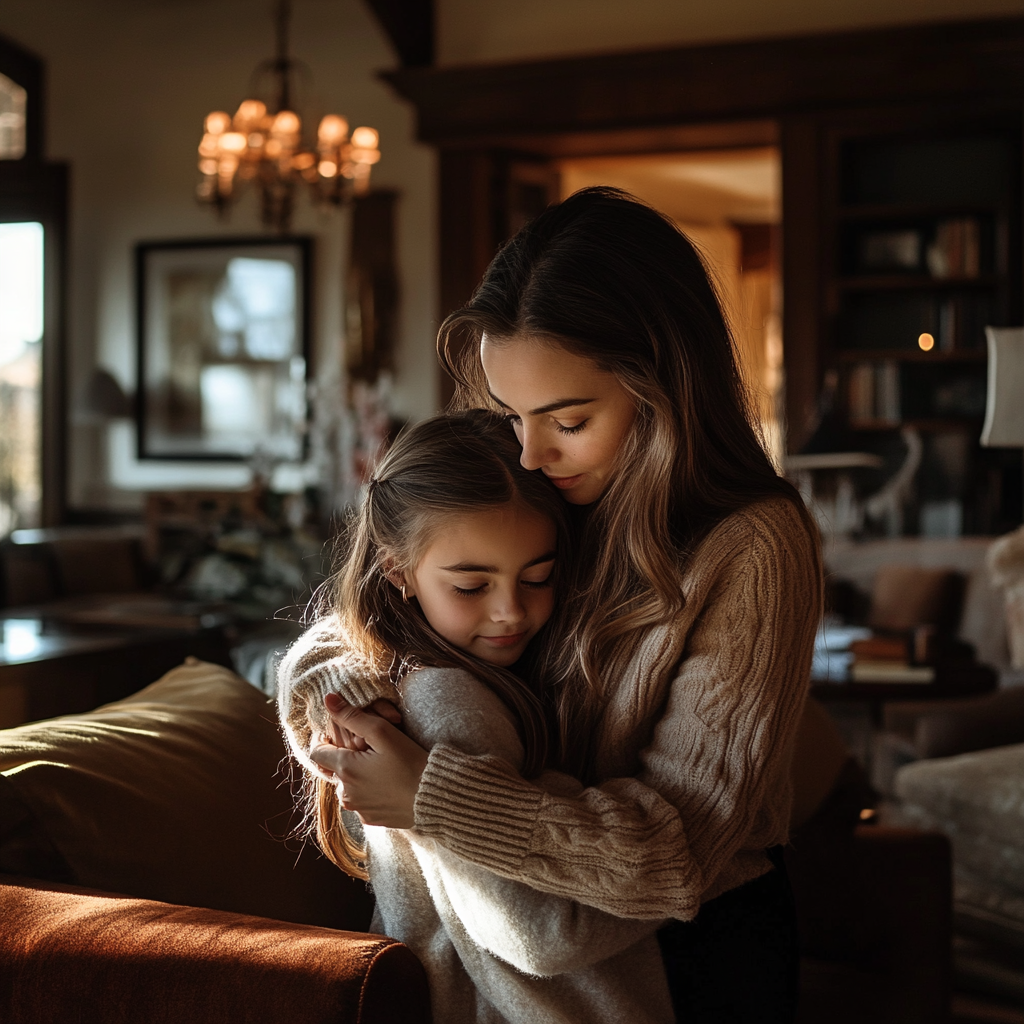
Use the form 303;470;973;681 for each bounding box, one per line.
656;847;799;1024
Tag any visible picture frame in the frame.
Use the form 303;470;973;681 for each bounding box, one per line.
135;236;312;461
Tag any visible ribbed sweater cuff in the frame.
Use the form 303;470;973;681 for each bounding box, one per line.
414;744;543;874
312;660;400;709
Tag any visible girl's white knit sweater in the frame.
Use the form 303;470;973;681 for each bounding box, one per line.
348;666;674;1024
278;495;822;922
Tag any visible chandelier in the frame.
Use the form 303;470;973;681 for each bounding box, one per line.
196;0;380;233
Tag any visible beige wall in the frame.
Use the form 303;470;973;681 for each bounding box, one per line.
0;0;437;510
437;0;1024;65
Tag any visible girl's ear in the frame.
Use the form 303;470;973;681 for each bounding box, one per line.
381;557;415;598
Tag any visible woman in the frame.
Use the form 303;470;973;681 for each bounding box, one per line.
297;187;823;1022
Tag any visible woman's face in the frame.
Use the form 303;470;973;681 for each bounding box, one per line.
481;335;637;505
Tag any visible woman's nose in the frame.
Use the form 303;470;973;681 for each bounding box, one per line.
518;424;552;471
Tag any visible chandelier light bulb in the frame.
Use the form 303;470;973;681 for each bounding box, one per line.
219;132;248;155
318;160;338;178
198;133;220;158
235;99;267;128
350;126;378;149
317;114;349;144
205;111;231;135
272;110;301;136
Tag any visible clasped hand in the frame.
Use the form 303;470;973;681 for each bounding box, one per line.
310;694;428;829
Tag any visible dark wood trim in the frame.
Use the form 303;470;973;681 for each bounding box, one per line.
384;17;1024;144
0;31;44;162
362;0;433;68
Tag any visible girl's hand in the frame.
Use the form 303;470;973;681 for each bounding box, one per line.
310;697;428;828
326;695;403;752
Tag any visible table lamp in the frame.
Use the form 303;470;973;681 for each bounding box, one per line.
982;326;1024;450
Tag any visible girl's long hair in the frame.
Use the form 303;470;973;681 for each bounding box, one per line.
439;187;817;776
306;409;569;876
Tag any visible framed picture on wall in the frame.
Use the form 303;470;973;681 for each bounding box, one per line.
135;236;312;461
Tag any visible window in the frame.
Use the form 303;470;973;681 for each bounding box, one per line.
0;221;44;532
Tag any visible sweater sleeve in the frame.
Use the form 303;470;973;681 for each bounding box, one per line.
275;613;400;709
397;668;666;976
412;503;822;920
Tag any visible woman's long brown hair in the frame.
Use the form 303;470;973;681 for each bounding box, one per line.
439;187;818;777
305;410;570;877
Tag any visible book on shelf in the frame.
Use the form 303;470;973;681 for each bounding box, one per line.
926;217;981;279
849;661;936;684
848;360;900;425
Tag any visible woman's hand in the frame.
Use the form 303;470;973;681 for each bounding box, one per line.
328;697;403;752
310;694;428;829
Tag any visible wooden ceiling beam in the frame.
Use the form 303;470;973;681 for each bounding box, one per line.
363;0;433;68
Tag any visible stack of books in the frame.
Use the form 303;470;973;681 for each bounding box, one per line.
848;634;936;684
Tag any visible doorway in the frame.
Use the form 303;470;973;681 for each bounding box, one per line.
557;147;783;466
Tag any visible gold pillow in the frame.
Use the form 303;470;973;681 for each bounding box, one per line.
0;658;372;930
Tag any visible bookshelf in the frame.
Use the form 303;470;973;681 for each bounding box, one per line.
821;118;1023;536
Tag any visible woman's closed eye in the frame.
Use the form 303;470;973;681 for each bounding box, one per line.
555;419;588;435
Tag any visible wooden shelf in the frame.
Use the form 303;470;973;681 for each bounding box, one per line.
835;274;1000;291
850;417;983;432
836;203;1004;221
835;349;987;363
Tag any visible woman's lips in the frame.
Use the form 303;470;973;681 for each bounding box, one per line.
546;473;584;490
480;632;527;648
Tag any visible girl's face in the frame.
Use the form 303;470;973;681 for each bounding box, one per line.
402;505;557;668
480;335;637;506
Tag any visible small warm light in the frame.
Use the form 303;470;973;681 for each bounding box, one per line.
219;132;247;155
234;99;267;127
272;110;301;135
859;808;877;822
350;126;378;149
265;138;282;158
199;158;219;175
205;111;231;135
318;114;349;144
198;133;220;158
292;152;315;170
247;132;265;149
318;160;338;178
350;147;381;166
918;332;936;351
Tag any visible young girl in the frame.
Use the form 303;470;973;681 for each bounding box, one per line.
278;409;675;1024
291;188;823;1024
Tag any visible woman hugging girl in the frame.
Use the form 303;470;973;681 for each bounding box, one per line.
279;186;823;1024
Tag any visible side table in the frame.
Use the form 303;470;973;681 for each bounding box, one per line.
0;606;234;728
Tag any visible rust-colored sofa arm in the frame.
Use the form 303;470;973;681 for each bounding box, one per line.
0;876;432;1024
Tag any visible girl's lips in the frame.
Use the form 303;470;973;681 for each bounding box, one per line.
546;473;584;490
480;632;527;648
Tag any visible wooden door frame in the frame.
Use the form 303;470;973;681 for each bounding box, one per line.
381;15;1024;435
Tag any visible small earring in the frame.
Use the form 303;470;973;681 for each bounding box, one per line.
401;585;408;603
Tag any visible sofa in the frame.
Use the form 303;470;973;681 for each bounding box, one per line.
890;689;1024;1005
0;658;430;1024
0;658;953;1023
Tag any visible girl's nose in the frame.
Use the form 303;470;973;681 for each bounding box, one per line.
490;587;526;624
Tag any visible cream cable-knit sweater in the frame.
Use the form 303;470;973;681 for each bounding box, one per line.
280;665;674;1024
278;495;822;922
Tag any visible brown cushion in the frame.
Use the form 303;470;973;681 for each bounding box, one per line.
0;658;373;930
868;564;965;633
0;876;430;1024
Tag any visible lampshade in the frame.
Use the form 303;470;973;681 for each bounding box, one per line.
981;327;1024;447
